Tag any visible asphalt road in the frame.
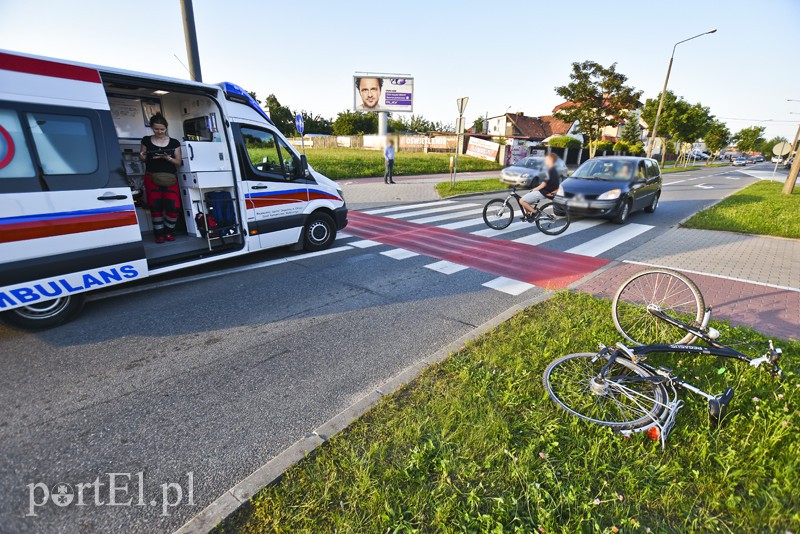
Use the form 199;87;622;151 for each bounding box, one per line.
0;164;770;533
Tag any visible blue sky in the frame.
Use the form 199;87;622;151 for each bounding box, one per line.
1;0;798;140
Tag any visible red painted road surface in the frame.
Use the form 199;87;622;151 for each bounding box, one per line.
578;263;799;342
347;211;610;290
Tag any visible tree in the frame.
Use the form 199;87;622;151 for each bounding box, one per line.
703;120;731;163
298;110;333;135
554;60;642;158
472;117;485;134
641;91;684;164
758;135;788;157
332;111;378;135
620;110;642;146
733;126;766;153
263;94;295;137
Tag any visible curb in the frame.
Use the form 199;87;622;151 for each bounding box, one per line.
174;291;555;534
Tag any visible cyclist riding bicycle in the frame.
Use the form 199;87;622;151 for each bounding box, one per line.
519;153;561;221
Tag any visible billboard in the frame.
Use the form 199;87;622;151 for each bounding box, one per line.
466;137;500;162
353;75;413;113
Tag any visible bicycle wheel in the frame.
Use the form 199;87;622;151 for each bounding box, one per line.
543;352;668;430
483;198;514;230
612;268;705;346
535;202;570;235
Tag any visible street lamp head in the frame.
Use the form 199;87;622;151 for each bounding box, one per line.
707;28;717;34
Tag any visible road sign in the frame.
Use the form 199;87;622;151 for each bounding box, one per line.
295;114;304;135
456;97;469;116
773;141;791;156
455;117;466;134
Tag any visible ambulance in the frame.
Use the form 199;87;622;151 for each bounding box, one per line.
0;50;347;329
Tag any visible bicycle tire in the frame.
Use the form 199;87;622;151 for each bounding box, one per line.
535;202;571;235
482;198;514;230
612;268;705;346
543;352;668;430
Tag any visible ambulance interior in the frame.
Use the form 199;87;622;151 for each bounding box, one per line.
101;78;244;267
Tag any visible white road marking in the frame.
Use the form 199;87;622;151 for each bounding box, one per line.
89;246;355;301
424;260;469;275
695;183;713;189
350;239;383;248
386;203;478;219
482;277;535;295
623;261;800;293
565;223;653;257
408;207;484;224
381;248;419;260
512;219;605;246
471;221;530;237
436;217;487;230
363;200;454;215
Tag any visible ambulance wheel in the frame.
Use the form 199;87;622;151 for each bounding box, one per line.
0;295;85;330
303;212;336;252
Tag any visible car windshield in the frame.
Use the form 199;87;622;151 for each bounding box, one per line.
511;158;543;169
571;159;634;181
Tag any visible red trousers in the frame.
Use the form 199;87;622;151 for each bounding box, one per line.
144;174;180;234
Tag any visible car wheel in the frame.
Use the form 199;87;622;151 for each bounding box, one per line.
302;212;337;252
0;294;85;330
644;192;660;213
612;199;632;224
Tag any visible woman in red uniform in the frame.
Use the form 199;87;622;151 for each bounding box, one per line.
139;113;182;243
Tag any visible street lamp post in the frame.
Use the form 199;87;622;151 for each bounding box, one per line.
647;29;717;158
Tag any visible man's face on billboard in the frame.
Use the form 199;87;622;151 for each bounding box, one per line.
358;78;381;109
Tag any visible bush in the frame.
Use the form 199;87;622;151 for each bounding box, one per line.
593;140;614;153
547;135;582;149
613;140;629;153
629;142;644;155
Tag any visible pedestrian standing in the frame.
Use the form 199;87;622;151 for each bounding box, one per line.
384;139;396;184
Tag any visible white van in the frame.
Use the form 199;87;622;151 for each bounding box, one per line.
0;50;347;329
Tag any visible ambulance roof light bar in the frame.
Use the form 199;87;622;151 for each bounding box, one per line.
218;82;274;125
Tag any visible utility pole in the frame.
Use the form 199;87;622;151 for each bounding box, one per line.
180;0;203;82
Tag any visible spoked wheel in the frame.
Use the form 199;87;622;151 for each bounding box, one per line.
612;268;705;345
543;352;668;430
482;199;514;230
535;202;571;235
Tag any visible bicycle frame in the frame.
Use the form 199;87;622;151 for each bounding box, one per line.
592;304;782;447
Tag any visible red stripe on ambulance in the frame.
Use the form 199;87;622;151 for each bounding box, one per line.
0;52;101;83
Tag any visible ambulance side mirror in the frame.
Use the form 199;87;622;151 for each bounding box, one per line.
297;155;310;179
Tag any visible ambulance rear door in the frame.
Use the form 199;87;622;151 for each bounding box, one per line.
0;51;147;328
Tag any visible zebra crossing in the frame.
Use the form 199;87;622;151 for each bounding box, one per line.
337;199;654;296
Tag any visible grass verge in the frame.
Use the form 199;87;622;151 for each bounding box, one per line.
661;162;730;174
435;178;505;197
683;181;800;238
304;148;502;180
219;291;798;533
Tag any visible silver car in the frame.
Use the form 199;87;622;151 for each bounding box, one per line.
499;156;568;188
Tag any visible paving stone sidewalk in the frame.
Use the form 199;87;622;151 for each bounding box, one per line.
578;228;800;341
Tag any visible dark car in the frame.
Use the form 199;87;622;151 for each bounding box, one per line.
553;156;662;224
499;156;568;188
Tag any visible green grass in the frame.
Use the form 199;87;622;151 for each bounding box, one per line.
435;178;505;197
304;148;502;180
683;181;800;238
661;162;731;174
218;292;799;533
